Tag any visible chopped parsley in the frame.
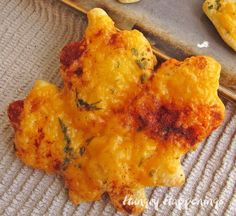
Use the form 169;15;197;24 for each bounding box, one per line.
208;4;213;10
77;99;102;110
58;118;71;146
75;91;102;111
80;146;86;156
86;136;95;145
215;0;221;10
149;169;155;177
110;88;115;94
116;61;120;68
59;118;74;170
130;47;149;70
62;157;70;170
64;145;73;154
140;74;147;84
136;59;147;70
207;0;221;10
138;158;143;167
131;48;139;56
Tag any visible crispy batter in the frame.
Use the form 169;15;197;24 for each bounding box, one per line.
203;0;236;51
8;8;225;215
8;100;24;130
8;80;85;173
60;8;156;130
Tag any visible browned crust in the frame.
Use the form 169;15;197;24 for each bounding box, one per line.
121;202;135;214
108;183;138;214
194;56;207;69
108;32;125;48
8;100;24;130
128;94;198;146
60;40;86;67
116;90;224;150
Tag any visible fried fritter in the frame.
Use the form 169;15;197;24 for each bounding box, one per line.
8;8;225;215
60;8;156;130
8;80;84;173
203;0;236;51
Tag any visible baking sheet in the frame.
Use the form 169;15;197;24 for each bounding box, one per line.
61;0;236;98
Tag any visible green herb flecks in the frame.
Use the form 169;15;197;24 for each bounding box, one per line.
80;146;86;156
62;157;70;170
59;118;74;168
116;61;120;68
140;74;147;84
75;91;102;111
77;99;102;110
215;0;221;10
138;158;144;167
110;88;115;94
64;145;73;154
208;4;213;10
76;164;82;169
59;118;71;146
136;59;147;70
131;47;149;70
86;136;95;145
131;48;139;56
149;169;155;177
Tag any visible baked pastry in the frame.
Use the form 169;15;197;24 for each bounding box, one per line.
8;8;225;214
203;0;236;51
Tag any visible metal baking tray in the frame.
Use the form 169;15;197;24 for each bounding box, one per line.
60;0;236;103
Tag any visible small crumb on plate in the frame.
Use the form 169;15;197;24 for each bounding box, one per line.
197;41;209;48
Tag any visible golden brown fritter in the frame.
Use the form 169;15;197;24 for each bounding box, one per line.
60;8;156;130
8;8;225;215
203;0;236;51
8;80;84;173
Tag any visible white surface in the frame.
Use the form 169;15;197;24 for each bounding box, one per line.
0;0;235;215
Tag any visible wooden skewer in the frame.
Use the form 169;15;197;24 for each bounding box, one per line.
61;0;236;104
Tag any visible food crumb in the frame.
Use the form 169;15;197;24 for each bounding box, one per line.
197;41;209;48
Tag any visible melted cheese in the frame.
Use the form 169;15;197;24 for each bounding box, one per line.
8;8;225;215
203;0;236;51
